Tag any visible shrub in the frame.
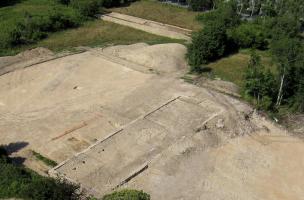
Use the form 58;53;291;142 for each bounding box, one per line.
46;7;82;30
228;23;268;50
243;51;277;110
102;189;150;200
187;0;240;72
70;0;101;17
8;8;81;45
196;1;240;29
9;15;49;45
187;22;228;71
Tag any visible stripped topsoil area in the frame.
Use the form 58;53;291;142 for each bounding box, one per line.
1;43;304;199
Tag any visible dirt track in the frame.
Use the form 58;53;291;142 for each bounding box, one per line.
99;12;191;40
1;43;304;199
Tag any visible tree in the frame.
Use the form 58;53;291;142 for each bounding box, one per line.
70;0;101;17
270;37;302;107
228;22;268;49
244;51;276;109
188;1;240;71
293;80;304;112
187;22;228;71
199;1;241;29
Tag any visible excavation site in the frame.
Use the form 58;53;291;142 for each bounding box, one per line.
1;43;304;200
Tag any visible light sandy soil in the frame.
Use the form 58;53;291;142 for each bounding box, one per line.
1;43;304;199
0;48;54;76
99;12;191;41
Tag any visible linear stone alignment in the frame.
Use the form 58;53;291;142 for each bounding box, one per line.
99;12;191;40
50;96;223;196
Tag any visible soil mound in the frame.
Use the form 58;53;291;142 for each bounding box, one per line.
102;43;187;74
0;48;54;75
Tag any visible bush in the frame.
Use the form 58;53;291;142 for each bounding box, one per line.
8;8;82;45
187;1;240;72
9;15;49;45
102;189;150;200
187;22;228;71
70;0;101;17
187;0;212;11
228;23;268;50
196;1;240;29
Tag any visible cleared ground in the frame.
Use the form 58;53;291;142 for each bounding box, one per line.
100;12;191;40
1;43;304;199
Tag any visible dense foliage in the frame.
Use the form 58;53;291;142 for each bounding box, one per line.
102;189;150;200
227;22;268;49
187;23;228;71
0;0;114;53
0;147;81;200
9;9;82;46
187;1;240;71
0;0;140;53
0;0;84;51
244;51;276;110
187;0;304;114
70;0;101;17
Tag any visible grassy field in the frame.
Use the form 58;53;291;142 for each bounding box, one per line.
0;0;59;23
0;0;79;44
205;51;274;87
2;20;183;55
34;20;183;51
0;0;182;56
31;150;57;167
110;0;202;30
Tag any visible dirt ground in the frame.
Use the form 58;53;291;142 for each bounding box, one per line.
0;48;54;76
1;43;304;199
99;12;191;41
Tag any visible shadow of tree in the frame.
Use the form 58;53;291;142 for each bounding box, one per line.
0;141;29;165
0;0;21;7
201;66;212;73
2;141;29;155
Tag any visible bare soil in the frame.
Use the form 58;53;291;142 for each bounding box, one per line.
99;12;191;41
0;48;54;76
1;43;304;199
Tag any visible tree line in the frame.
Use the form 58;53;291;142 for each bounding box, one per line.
187;0;304;114
186;0;304;17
